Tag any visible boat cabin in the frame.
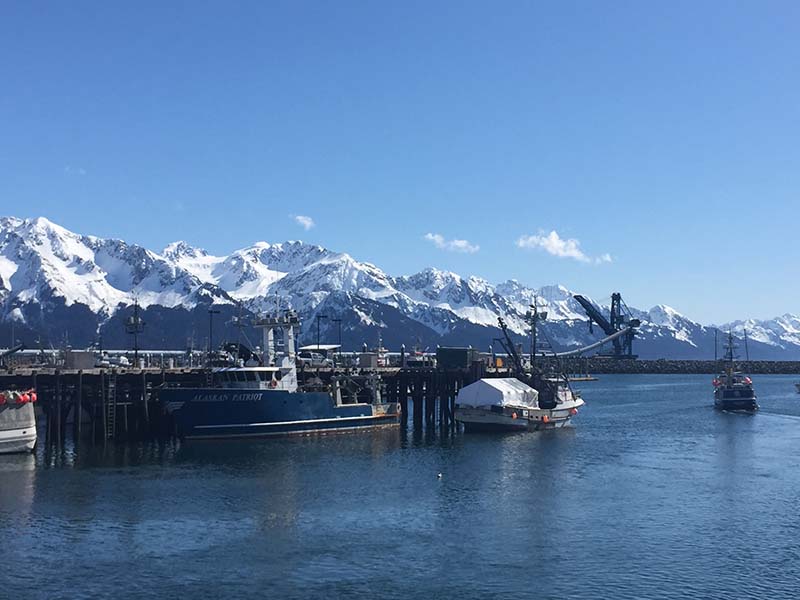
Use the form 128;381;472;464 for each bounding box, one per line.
213;366;296;391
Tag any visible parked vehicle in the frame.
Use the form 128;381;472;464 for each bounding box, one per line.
297;351;333;368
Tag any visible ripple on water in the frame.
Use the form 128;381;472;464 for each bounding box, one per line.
2;375;800;599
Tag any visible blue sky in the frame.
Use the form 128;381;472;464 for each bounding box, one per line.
1;1;799;323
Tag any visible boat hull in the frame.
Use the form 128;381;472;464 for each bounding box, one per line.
160;387;401;440
0;404;37;454
714;388;758;412
455;405;578;432
714;397;758;412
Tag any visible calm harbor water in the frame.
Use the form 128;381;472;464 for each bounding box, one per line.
3;374;800;599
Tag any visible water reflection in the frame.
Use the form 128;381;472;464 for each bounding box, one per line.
4;375;800;599
0;453;35;521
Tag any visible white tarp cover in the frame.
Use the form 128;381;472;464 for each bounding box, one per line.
456;378;539;409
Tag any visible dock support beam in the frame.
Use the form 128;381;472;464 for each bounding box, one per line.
75;370;83;443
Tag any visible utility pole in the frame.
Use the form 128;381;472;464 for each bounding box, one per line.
125;298;145;365
316;314;328;351
208;307;220;366
332;318;342;348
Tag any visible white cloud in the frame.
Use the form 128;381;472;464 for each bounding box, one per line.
516;230;612;264
292;215;315;231
424;233;479;254
63;165;87;176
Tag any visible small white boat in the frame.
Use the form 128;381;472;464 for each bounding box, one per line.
0;390;37;454
455;377;584;432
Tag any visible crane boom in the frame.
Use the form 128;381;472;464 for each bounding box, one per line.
573;295;615;335
496;317;524;376
573;292;640;358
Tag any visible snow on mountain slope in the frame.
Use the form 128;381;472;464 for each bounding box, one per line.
722;314;800;349
269;251;398;314
0;217;231;317
164;241;289;300
496;281;588;323
393;268;515;328
1;216;799;358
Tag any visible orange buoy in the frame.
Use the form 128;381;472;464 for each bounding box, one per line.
569;408;578;416
29;391;37;403
18;392;29;403
542;415;549;423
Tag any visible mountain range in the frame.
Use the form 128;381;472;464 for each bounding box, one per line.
1;216;798;360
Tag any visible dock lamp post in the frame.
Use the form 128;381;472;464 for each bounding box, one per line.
332;318;342;348
331;318;342;367
316;314;328;351
125;299;145;366
208;308;220;366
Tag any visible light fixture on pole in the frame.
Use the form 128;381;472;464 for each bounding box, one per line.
125;297;145;365
208;307;221;365
316;314;328;351
332;318;342;348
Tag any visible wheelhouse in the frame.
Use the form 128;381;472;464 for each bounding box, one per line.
213;367;282;390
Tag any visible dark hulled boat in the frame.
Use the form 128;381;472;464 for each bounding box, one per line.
160;310;400;440
713;332;758;412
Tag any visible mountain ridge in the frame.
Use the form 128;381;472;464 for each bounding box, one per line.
0;216;797;359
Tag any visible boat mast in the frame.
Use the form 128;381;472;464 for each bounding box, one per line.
714;328;718;362
743;328;750;362
724;330;737;383
525;296;547;370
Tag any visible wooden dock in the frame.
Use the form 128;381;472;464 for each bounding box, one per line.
0;363;488;449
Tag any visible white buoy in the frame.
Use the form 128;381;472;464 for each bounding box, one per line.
437;472;442;479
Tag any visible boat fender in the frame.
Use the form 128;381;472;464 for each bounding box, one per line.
511;412;517;419
18;392;30;404
0;392;5;405
269;379;278;388
29;391;37;403
569;408;578;416
542;415;550;423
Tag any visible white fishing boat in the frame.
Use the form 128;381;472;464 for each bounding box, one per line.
454;377;584;432
0;389;37;454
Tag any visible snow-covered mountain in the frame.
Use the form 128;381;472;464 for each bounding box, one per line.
0;216;798;359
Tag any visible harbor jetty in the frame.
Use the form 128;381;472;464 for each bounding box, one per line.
542;357;800;375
